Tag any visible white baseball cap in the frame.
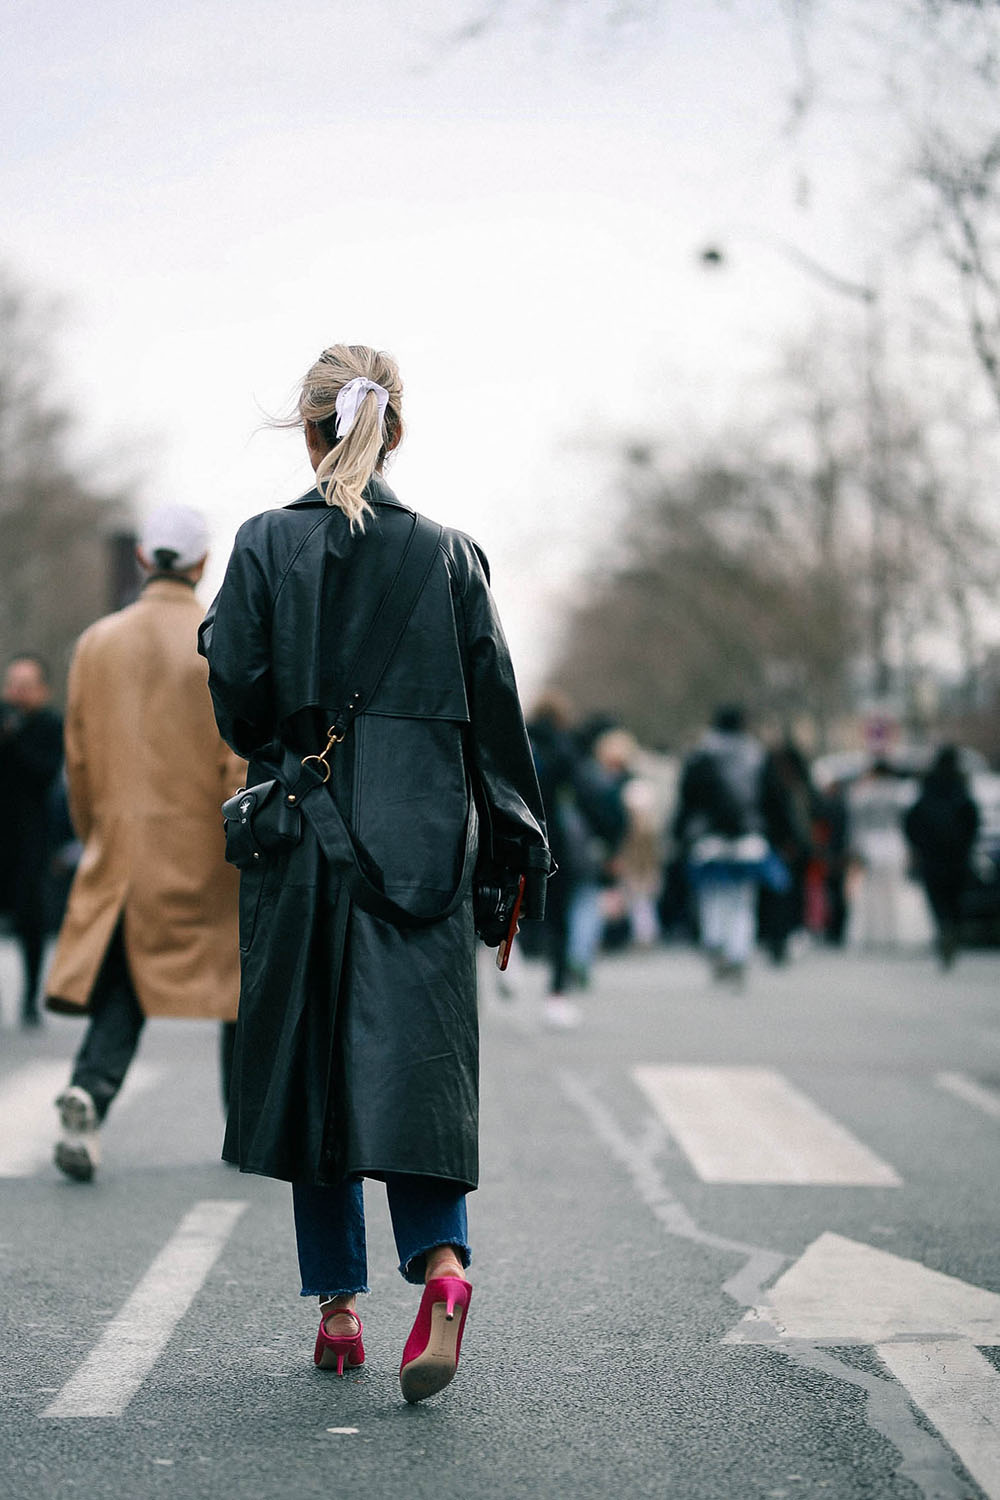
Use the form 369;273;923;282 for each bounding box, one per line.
140;505;210;571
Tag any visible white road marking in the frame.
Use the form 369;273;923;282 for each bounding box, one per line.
726;1233;1000;1499
632;1065;902;1185
0;1061;159;1177
563;1071;989;1498
876;1341;1000;1500
936;1071;1000;1122
724;1232;1000;1346
43;1199;247;1418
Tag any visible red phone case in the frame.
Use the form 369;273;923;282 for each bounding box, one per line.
495;875;526;971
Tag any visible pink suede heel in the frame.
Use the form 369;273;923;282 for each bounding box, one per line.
399;1276;472;1404
314;1309;365;1376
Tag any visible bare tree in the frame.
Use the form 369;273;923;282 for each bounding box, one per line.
776;0;1000;416
0;269;137;696
913;131;1000;415
547;321;999;747
453;1;1000;422
548;450;863;747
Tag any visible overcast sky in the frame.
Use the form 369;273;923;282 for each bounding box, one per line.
4;0;905;695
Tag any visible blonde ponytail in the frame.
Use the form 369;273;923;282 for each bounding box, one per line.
294;344;404;532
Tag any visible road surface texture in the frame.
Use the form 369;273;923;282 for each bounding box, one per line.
1;936;998;1500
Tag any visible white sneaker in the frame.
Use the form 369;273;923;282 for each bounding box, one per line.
542;996;582;1029
54;1086;100;1182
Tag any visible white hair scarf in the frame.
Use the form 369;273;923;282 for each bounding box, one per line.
335;377;389;439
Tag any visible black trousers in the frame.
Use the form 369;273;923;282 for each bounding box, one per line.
70;927;145;1122
70;925;238;1121
15;906;46;1020
923;874;965;960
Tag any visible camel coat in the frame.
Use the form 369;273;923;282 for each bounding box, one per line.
46;578;244;1019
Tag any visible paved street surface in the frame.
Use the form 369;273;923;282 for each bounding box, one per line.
1;936;998;1500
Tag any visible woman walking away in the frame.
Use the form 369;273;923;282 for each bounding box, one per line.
903;746;979;969
199;344;550;1404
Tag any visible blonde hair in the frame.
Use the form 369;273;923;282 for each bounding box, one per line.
296;344;404;531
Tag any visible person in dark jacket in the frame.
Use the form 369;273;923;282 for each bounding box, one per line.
0;654;64;1026
759;741;816;963
564;718;629;986
527;694;580;1006
903;745;979;968
673;705;768;984
199;343;549;1405
813;775;851;946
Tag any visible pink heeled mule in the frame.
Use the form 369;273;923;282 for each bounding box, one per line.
399;1276;472;1404
314;1308;365;1376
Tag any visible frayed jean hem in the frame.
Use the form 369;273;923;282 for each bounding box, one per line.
400;1242;472;1287
300;1285;370;1299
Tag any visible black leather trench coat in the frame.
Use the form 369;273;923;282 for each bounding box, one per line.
198;477;548;1191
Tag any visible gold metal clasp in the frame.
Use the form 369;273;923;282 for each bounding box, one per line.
301;724;345;785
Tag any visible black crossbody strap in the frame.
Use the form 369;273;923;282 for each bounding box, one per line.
283;753;476;929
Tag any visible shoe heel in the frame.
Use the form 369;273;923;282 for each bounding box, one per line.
313;1311;364;1375
444;1279;470;1321
399;1277;472;1403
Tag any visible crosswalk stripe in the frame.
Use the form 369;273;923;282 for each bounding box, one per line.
632;1065;902;1185
43;1199;247;1418
0;1060;160;1178
876;1340;1000;1500
936;1071;1000;1122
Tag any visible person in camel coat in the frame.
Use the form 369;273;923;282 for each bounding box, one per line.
46;505;244;1180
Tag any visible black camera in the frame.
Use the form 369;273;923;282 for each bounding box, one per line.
473;875;523;947
473;848;550;946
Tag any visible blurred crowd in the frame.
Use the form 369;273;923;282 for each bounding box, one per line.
2;656;997;1034
520;694;996;1022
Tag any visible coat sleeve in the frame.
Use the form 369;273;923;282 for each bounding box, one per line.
219;743;247;801
63;639;92;842
198;527;275;760
456;541;549;876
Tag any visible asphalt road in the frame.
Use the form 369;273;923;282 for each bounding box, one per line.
1;936;998;1500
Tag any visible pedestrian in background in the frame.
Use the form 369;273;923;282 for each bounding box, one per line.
759;741;816;964
813;775;852;946
0;654;63;1027
46;507;243;1181
592;728;662;951
200;343;550;1403
563;718;629;993
848;759;908;949
527;693;582;1020
616;741;663;949
673;704;768;985
903;745;979;969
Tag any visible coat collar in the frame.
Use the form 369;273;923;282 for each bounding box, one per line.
284;474;412;513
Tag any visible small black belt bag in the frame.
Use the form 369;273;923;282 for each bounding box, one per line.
220;778;301;869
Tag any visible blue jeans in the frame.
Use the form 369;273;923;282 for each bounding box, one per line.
567;881;604;972
293;1173;471;1296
